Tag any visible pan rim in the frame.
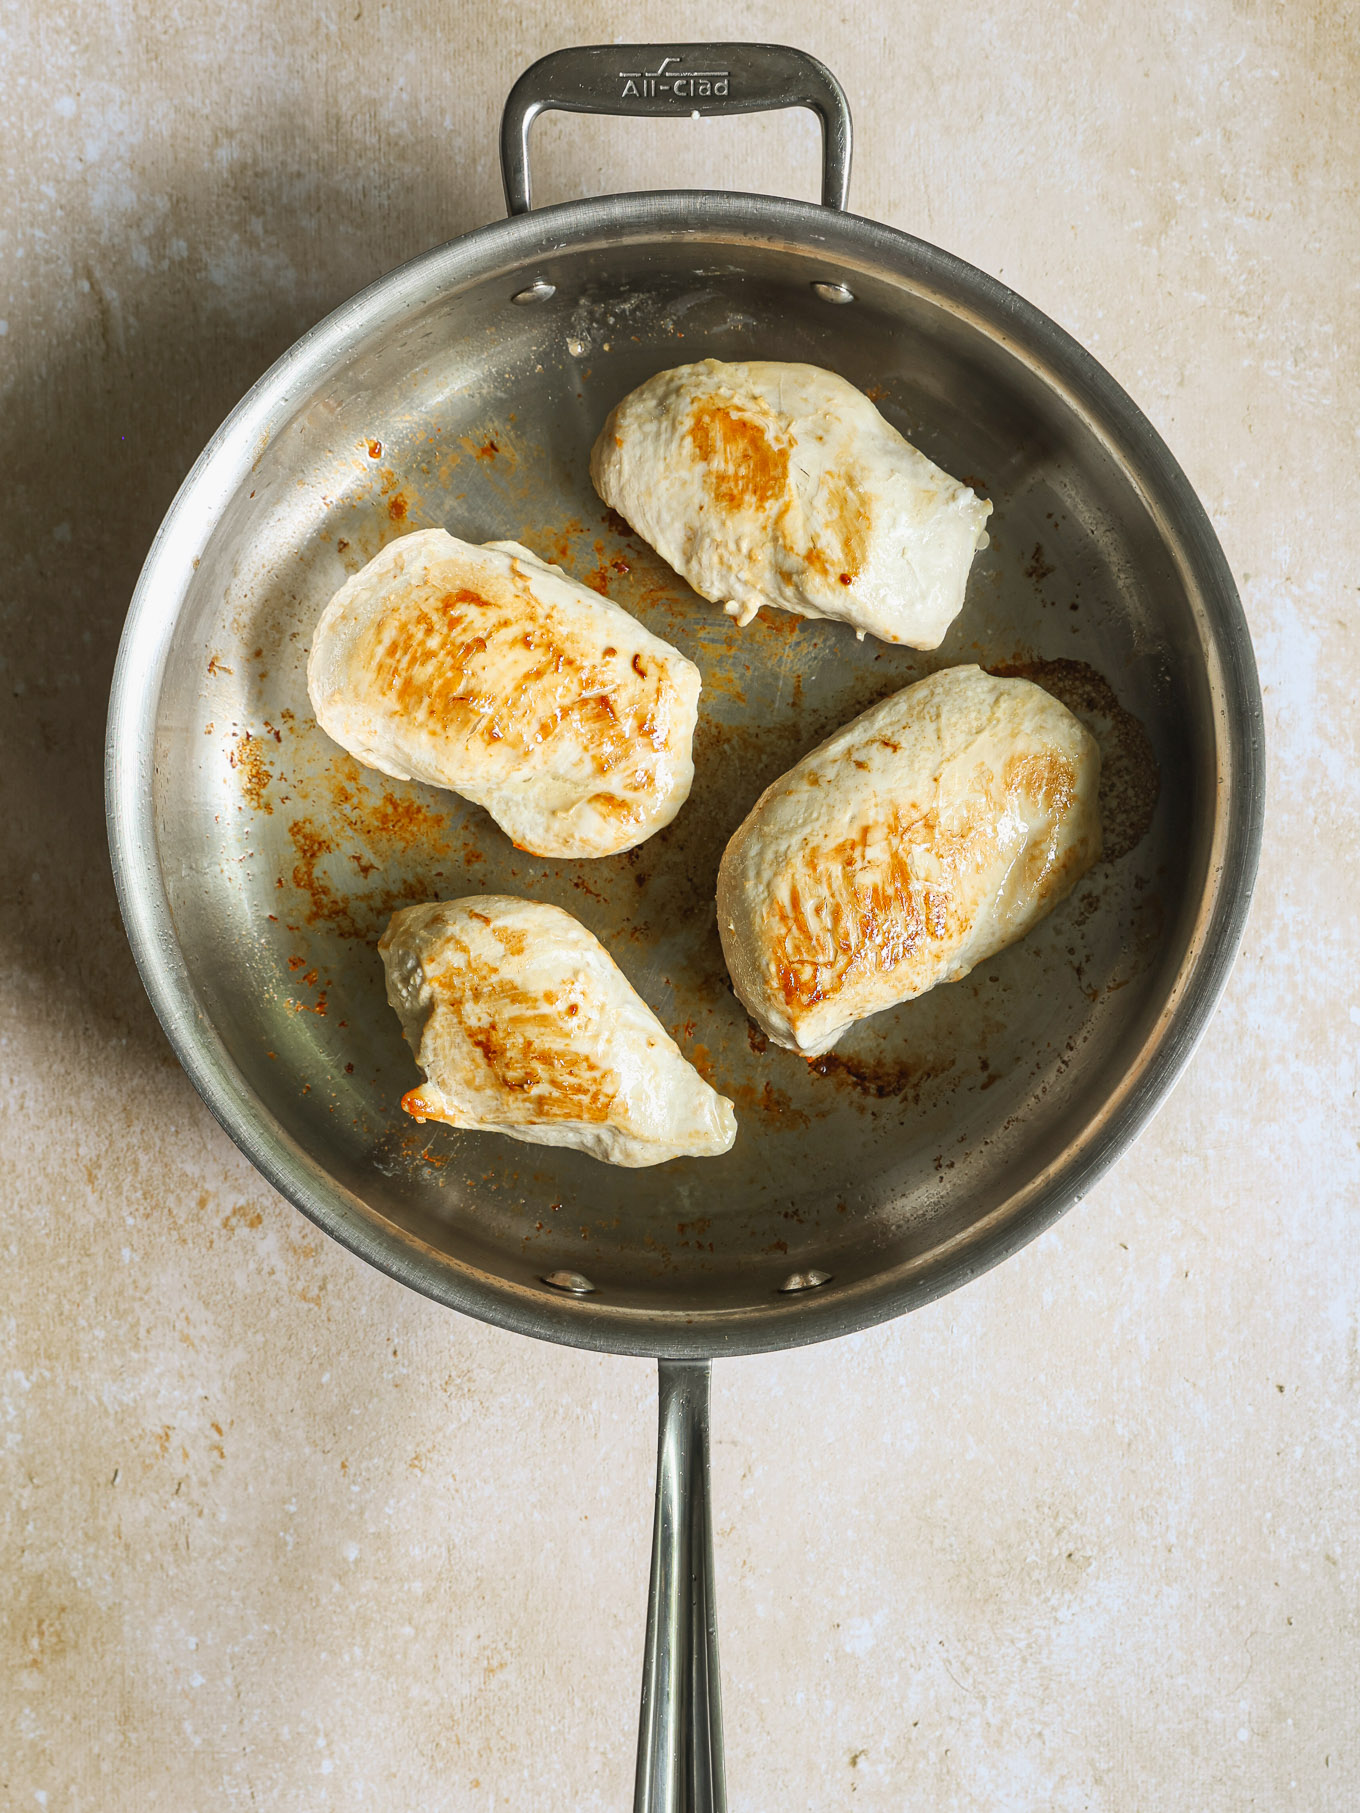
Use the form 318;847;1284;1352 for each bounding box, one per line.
105;188;1265;1359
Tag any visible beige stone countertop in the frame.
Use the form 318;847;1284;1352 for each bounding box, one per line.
3;3;1356;1808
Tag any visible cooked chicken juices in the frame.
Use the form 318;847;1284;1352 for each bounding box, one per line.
308;528;701;858
717;667;1102;1056
591;359;992;648
380;897;737;1167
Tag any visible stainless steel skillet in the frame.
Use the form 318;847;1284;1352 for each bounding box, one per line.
105;44;1264;1810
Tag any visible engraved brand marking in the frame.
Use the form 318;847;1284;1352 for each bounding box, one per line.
618;55;730;100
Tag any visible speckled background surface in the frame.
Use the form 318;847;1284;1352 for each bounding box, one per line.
3;3;1357;1808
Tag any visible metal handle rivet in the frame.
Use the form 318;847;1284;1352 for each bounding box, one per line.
512;280;557;305
811;281;855;305
779;1269;832;1292
543;1269;596;1294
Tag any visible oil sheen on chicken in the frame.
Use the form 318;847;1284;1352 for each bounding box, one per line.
379;897;737;1167
717;666;1102;1056
591;359;992;648
308;528;701;859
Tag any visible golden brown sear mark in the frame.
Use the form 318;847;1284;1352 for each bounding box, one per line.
798;469;870;587
405;944;620;1125
687;399;790;512
993;658;1158;862
767;755;1077;1013
356;570;670;775
587;791;644;826
687;394;869;588
1004;749;1075;815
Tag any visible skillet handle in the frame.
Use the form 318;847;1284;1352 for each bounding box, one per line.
635;1359;726;1813
501;42;851;216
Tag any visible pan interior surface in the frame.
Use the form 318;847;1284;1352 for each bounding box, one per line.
127;206;1249;1353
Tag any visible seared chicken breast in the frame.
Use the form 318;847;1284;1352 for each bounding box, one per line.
308;528;701;858
380;897;737;1167
591;359;992;648
717;666;1101;1056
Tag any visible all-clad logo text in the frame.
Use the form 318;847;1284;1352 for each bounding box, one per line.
618;55;730;101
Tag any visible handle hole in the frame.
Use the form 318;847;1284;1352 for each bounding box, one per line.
525;110;822;210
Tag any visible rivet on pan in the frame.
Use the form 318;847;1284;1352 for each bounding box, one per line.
511;280;557;305
543;1269;596;1295
811;281;855;305
779;1269;832;1293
